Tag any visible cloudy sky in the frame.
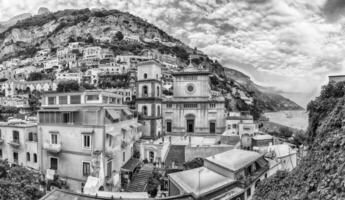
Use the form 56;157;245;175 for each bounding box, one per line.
1;0;345;107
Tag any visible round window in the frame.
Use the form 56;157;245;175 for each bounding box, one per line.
187;85;194;92
186;83;195;94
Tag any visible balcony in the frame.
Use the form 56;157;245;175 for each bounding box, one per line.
8;140;20;148
44;142;62;154
0;138;4;145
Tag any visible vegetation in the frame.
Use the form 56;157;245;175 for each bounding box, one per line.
26;72;49;81
254;81;345;199
183;158;204;170
57;80;80;92
147;170;162;198
0;159;44;200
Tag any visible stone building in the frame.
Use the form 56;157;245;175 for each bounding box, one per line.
162;63;226;135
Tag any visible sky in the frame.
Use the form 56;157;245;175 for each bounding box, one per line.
1;0;345;107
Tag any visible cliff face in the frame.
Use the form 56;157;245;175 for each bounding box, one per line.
0;8;301;114
254;82;345;200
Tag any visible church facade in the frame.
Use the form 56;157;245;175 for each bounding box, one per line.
162;64;226;135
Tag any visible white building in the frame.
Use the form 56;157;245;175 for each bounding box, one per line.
56;72;83;84
0;121;39;170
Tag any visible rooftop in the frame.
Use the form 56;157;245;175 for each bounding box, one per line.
206;149;263;172
168;167;236;198
149;135;219;147
253;134;273;140
40;189;149;200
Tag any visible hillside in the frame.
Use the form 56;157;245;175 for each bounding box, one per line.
0;8;302;116
254;82;345;199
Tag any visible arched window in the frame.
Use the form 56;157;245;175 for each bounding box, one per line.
157;86;160;97
26;152;30;161
143;73;148;79
34;153;37;163
157;105;160;116
142;85;148;97
142;106;148;116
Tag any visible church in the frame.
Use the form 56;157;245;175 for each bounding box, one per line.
162;63;226;135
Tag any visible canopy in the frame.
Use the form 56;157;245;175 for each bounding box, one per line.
106;109;120;120
121;157;140;172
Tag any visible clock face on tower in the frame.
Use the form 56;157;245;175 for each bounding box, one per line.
186;83;196;94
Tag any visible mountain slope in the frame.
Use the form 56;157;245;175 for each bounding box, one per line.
0;8;302;116
254;82;345;200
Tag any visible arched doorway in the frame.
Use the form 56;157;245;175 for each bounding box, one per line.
185;114;195;133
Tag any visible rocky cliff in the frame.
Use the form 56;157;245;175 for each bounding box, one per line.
254;81;345;199
0;8;302;116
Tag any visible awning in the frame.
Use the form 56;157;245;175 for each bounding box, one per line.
121;157;140;172
121;126;131;132
106;109;120;120
122;109;133;116
129;122;142;128
59;107;79;112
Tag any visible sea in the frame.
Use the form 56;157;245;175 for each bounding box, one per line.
263;110;309;130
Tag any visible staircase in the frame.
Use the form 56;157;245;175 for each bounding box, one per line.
164;145;185;169
126;164;154;192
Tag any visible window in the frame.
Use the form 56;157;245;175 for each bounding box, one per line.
48;97;56;105
142;106;148;116
227;124;231;129
108;135;112;147
0;149;2;158
246;188;252;197
167;104;172;108
28;132;33;141
157;105;160;116
86;95;99;101
232;124;237;129
142;85;148;97
183;104;198;108
13;152;18;163
0;129;2;138
83;135;91;149
82;162;91;176
70;95;81;104
59;96;68;104
50;157;58;170
166;121;172;133
12;131;19;143
209;103;216;108
157;86;160;96
51;133;58;144
34;153;37;163
123;152;125;162
143;73;147;79
26;152;30;161
210;122;216;134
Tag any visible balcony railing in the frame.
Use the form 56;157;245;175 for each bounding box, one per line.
8;140;20;148
43;142;62;154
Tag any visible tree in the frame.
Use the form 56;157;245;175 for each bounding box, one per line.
114;31;124;41
57;80;80;92
0;160;44;200
183;157;204;170
26;72;48;81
